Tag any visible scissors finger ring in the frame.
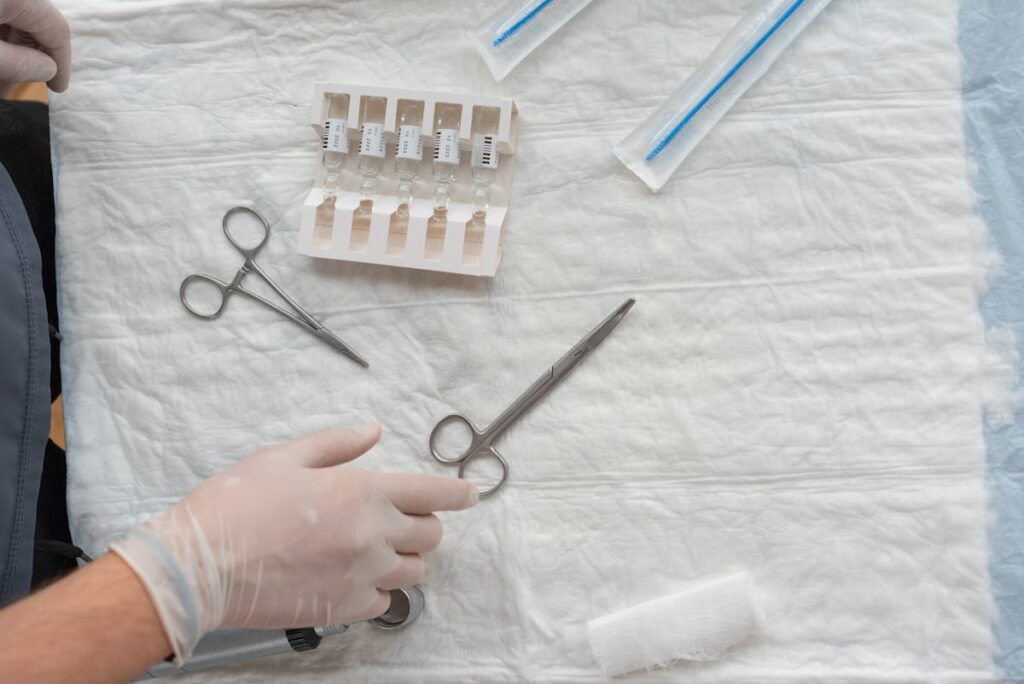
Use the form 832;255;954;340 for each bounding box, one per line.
457;448;510;500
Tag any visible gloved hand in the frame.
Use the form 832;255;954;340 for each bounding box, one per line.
111;424;478;663
0;0;71;95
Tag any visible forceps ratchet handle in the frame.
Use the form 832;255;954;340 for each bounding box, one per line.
179;273;235;320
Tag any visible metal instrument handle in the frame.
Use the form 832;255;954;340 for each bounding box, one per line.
429;413;484;464
179;273;231;320
457;445;509;499
221;206;270;260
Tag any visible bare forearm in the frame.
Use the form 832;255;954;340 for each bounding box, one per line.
0;553;171;683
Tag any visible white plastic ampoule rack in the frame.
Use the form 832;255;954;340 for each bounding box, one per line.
297;83;518;277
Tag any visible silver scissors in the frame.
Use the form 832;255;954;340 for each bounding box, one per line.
429;298;636;498
179;207;369;368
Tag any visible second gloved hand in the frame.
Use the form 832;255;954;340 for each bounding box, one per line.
110;424;478;663
0;0;71;95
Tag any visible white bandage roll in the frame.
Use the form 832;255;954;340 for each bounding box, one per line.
586;572;762;677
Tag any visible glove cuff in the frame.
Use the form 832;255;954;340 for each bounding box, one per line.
110;517;209;664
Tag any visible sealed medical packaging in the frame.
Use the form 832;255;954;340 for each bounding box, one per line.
467;0;597;81
614;0;835;192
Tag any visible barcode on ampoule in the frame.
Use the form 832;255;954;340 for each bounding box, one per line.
433;129;461;164
397;125;423;160
359;123;386;158
324;119;349;153
472;135;498;170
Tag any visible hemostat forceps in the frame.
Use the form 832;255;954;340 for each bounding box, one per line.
429;298;635;498
179;206;369;367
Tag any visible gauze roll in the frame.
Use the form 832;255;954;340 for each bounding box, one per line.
586;572;761;677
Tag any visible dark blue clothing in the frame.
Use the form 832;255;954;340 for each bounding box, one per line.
0;161;50;606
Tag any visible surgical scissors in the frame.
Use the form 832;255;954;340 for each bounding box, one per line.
179;207;369;367
429;298;635;498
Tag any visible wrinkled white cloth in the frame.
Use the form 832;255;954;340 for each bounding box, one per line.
51;0;996;681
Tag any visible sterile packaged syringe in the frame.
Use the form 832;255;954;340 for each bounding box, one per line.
614;0;835;192
467;0;597;81
297;84;518;277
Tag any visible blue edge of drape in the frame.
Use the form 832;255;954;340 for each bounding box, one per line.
959;0;1024;679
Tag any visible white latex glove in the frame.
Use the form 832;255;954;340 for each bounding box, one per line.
0;0;71;95
111;424;478;663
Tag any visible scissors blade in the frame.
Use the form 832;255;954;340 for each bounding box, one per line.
479;298;636;442
550;298;635;379
313;326;370;368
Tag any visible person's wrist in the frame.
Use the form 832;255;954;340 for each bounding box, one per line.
100;553;174;660
110;508;214;664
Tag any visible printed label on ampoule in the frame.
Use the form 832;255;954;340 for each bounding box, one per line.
359;122;386;158
433;129;461;164
397;125;423;161
471;135;499;170
324;119;348;153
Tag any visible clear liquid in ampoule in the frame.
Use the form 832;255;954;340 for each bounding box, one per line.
388;100;424;255
315;92;350;247
427;104;462;249
351;95;387;249
465;106;500;260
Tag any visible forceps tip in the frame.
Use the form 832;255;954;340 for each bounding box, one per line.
343;348;371;368
350;349;371;368
315;327;370;368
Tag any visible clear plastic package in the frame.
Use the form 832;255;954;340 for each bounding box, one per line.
466;0;596;81
613;0;835;192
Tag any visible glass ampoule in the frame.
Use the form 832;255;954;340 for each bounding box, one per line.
428;104;462;241
394;100;425;218
315;92;350;245
354;96;387;229
468;106;501;233
388;100;425;255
